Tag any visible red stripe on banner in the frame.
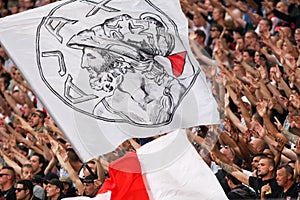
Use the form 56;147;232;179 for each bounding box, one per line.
98;152;149;200
168;51;186;77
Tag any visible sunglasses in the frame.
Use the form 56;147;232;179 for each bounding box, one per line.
31;113;41;118
210;29;218;32
0;174;8;177
15;188;26;192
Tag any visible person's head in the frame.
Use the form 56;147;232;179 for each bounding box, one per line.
254;51;261;65
226;173;242;189
43;172;59;186
23;0;33;10
250;138;266;153
17;144;28;158
294;28;300;45
15;179;34;200
276;164;294;188
244;31;258;48
29;153;45;174
204;0;213;11
275;1;289;14
0;73;11;91
194;29;206;45
9;4;19;14
233;26;244;42
193;14;206;27
243;49;255;63
28;110;46;129
257;157;275;178
83;175;99;197
235;37;245;51
251;154;267;171
212;7;225;22
210;23;223;39
265;0;276;15
32;175;44;187
259;18;272;34
0;46;8;59
220;145;235;162
59;176;72;194
21;164;34;180
46;179;63;200
233;62;246;77
0;166;16;188
269;65;277;82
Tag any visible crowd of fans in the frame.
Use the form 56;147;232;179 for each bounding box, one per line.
0;0;300;199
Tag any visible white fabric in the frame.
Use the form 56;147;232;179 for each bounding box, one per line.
137;129;228;200
0;0;219;161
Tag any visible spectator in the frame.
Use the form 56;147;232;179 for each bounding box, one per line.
82;175;100;198
45;179;64;200
0;166;16;200
59;176;76;198
29;153;45;177
226;173;256;199
15;179;40;200
275;164;298;199
21;163;33;180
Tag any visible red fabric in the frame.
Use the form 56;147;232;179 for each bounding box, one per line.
98;152;149;200
168;51;186;77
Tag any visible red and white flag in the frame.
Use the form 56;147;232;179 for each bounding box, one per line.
64;129;227;200
0;0;219;161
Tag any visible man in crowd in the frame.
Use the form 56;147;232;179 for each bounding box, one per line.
83;175;100;198
217;156;283;199
15;179;40;200
29;153;45;177
45;179;64;200
21;163;34;180
0;166;16;200
275;164;298;199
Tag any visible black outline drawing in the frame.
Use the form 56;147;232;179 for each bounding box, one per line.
80;0;120;17
44;17;78;43
42;50;67;76
36;0;200;127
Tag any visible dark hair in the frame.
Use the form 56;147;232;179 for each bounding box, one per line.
35;110;47;123
1;166;16;181
226;173;241;185
252;153;268;160
195;29;206;41
234;26;245;36
31;153;45;165
211;23;223;33
261;18;272;31
277;164;294;178
0;73;12;89
16;179;34;196
243;49;255;58
245;30;258;40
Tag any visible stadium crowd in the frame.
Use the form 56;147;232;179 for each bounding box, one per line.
0;0;300;199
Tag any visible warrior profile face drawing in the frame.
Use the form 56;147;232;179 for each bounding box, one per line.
37;1;199;127
81;48;124;94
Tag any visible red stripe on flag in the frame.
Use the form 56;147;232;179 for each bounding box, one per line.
167;51;186;77
98;152;149;200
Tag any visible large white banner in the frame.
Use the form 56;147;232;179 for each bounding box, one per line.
0;0;219;161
